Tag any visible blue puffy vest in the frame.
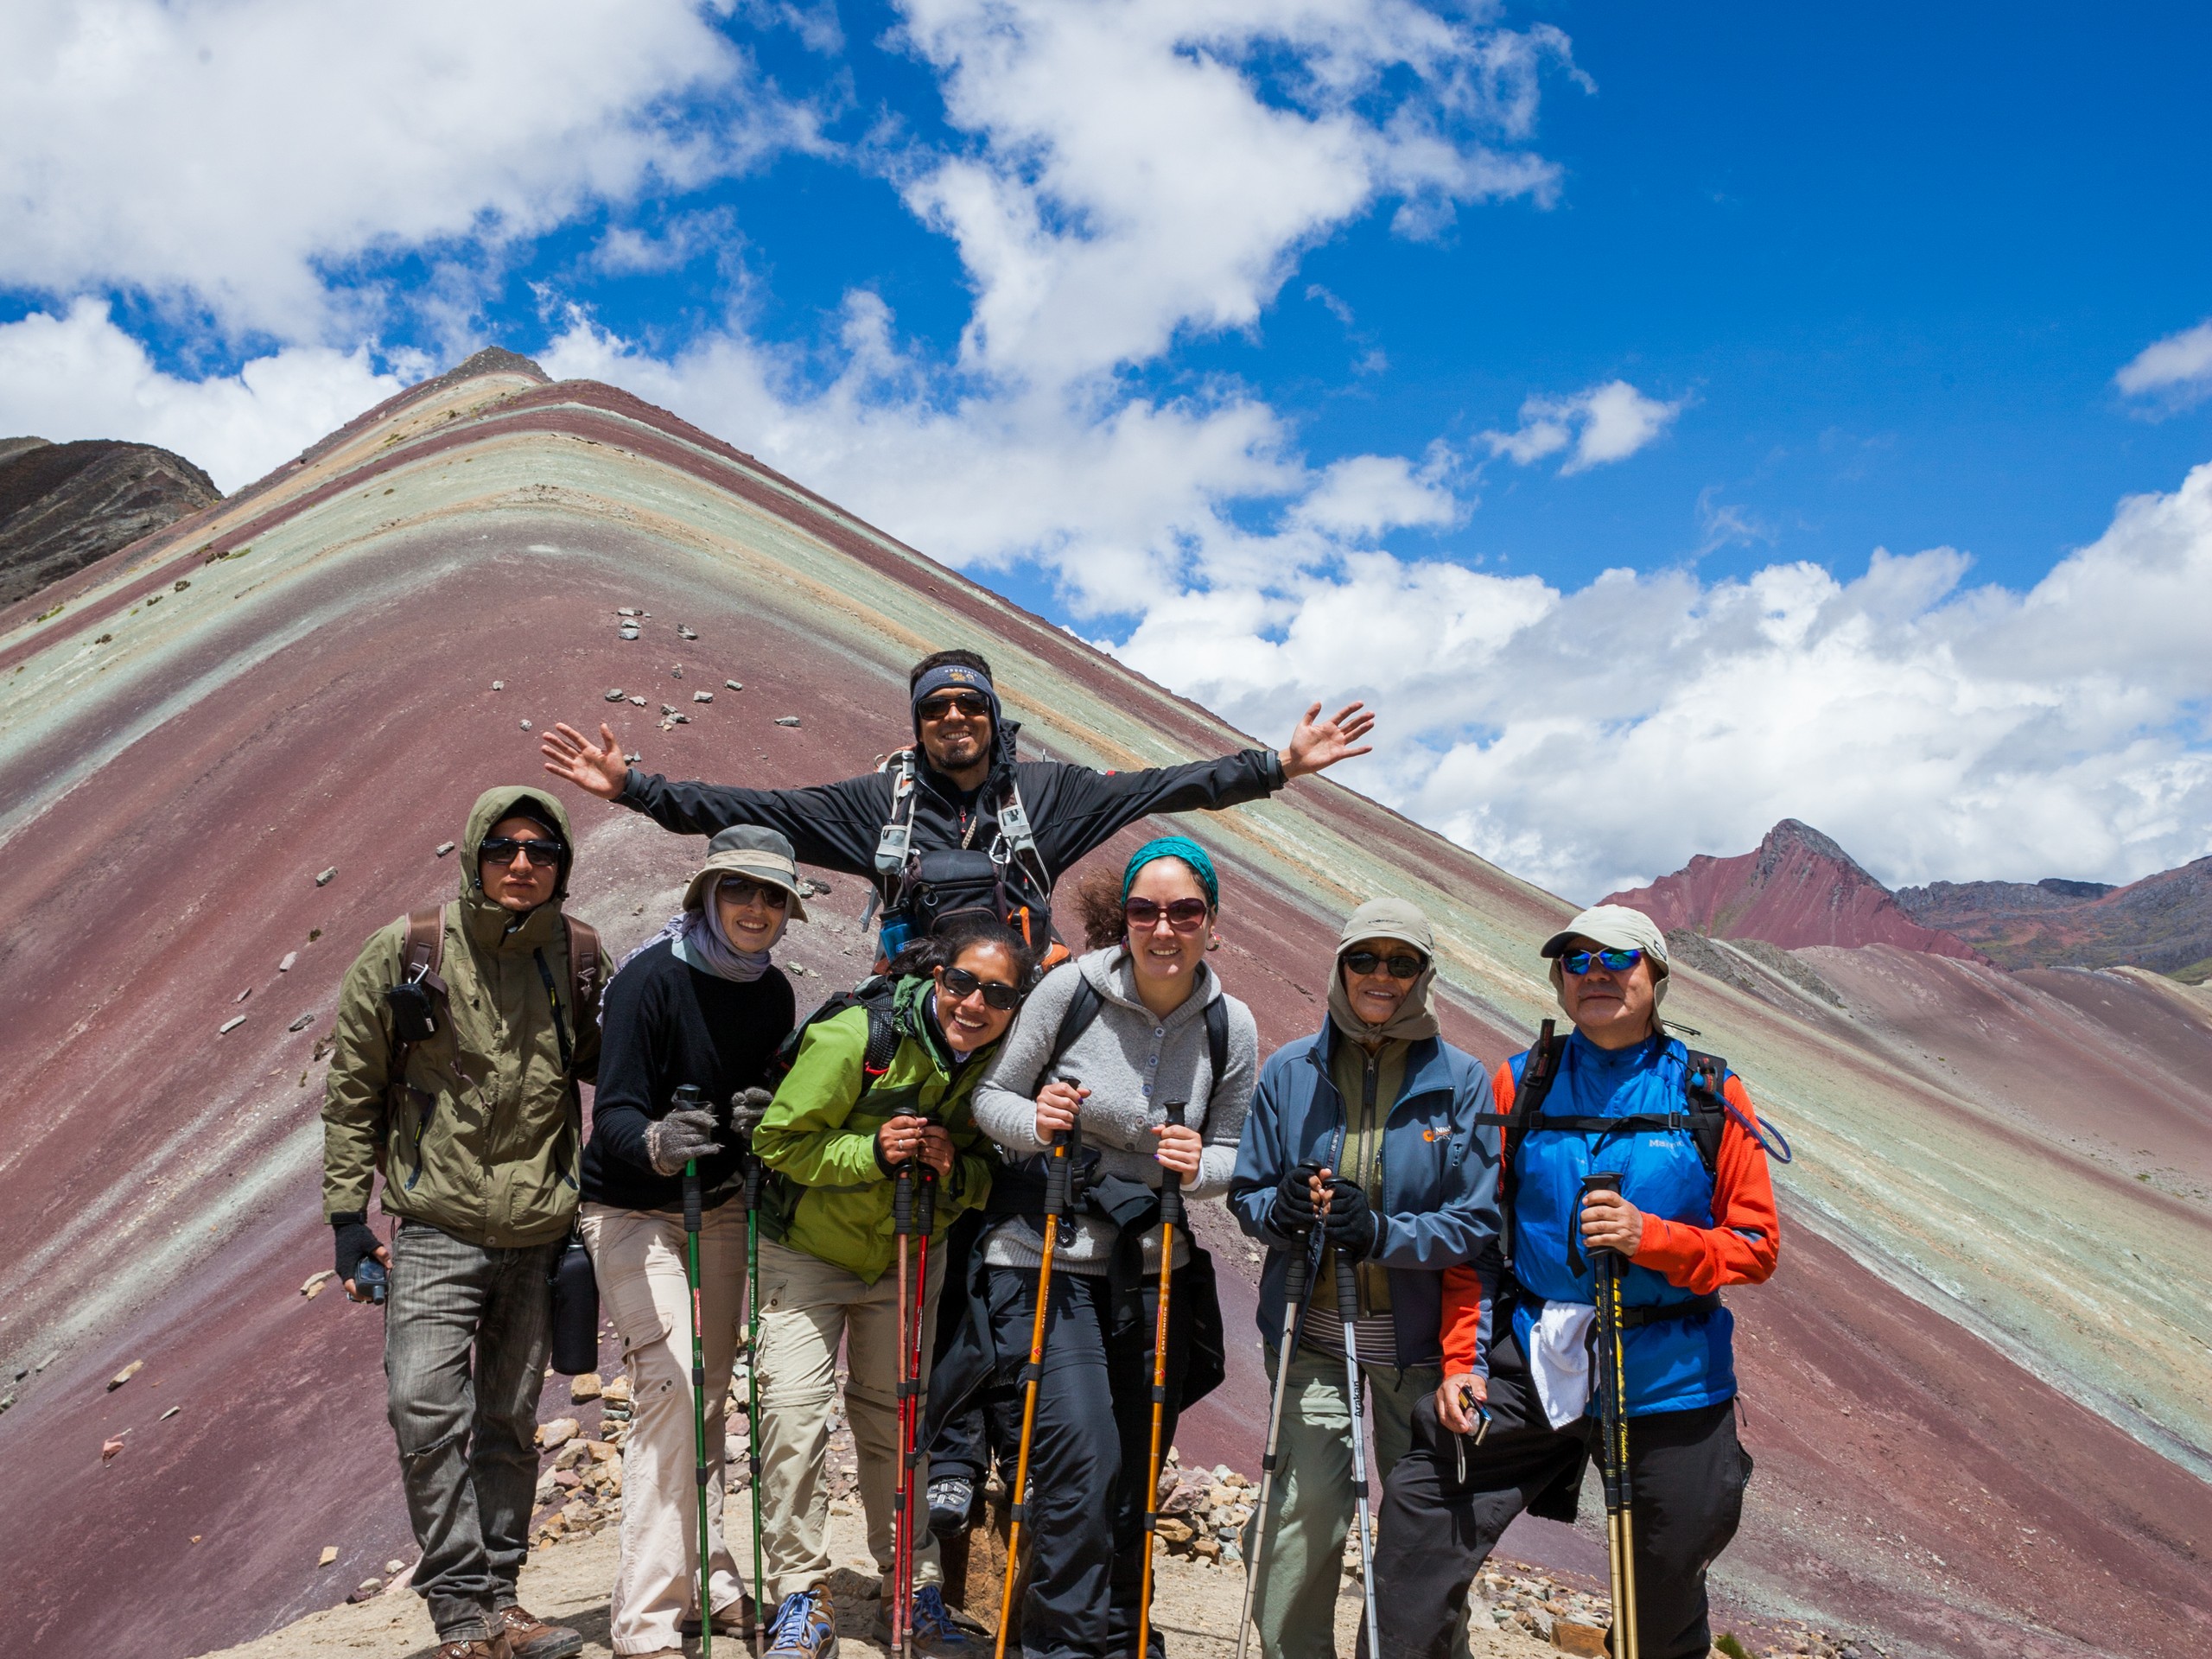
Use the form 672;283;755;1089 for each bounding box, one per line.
1504;1032;1738;1416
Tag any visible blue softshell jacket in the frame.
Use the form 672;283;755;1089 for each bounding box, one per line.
1229;1020;1501;1370
1506;1031;1740;1415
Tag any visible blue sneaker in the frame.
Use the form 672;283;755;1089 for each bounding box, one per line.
910;1585;970;1652
765;1588;837;1659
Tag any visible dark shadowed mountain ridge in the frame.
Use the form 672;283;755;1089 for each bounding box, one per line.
0;437;221;606
1897;859;2212;977
1603;817;1984;958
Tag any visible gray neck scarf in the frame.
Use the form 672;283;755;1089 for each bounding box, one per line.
641;874;783;982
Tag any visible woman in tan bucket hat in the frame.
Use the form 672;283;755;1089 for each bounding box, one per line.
578;826;811;1657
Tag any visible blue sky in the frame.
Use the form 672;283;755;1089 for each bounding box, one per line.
5;0;2212;898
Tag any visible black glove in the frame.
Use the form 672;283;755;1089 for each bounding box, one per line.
1274;1161;1324;1233
645;1108;724;1177
1320;1179;1384;1260
332;1214;382;1283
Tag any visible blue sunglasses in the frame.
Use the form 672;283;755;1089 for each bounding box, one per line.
1560;947;1643;976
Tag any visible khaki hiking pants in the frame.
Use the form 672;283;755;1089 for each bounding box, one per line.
581;1201;752;1656
754;1236;946;1604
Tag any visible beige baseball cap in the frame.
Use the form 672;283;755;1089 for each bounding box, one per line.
1540;903;1669;1007
681;825;810;921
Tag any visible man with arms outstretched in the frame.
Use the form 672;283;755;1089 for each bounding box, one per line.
541;648;1374;963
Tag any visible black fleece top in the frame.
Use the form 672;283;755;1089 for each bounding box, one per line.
616;733;1284;916
581;940;796;1212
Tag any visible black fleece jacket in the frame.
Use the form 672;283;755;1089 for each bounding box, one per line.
581;940;796;1212
615;735;1286;911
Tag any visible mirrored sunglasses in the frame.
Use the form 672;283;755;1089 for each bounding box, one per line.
1124;896;1210;932
480;837;565;867
1343;950;1425;980
941;965;1022;1011
1560;947;1643;976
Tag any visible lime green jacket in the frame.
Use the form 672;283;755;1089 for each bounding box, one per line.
753;975;996;1282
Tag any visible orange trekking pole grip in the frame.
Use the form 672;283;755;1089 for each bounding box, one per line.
1134;1099;1188;1659
993;1109;1079;1659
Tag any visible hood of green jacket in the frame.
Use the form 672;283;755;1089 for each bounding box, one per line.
458;785;576;954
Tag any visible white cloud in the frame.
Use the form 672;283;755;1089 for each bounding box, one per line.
0;300;404;491
0;0;813;340
1119;467;2212;899
1483;379;1686;474
891;0;1578;387
2115;319;2212;412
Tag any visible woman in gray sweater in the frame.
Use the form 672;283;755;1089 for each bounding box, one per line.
962;836;1258;1659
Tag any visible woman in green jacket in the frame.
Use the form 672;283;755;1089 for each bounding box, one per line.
752;917;1035;1659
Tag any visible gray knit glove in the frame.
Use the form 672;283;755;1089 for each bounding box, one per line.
645;1108;723;1177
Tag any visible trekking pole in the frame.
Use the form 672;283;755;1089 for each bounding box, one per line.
899;1162;940;1659
1231;1228;1313;1659
1135;1101;1189;1659
892;1160;917;1658
1335;1247;1380;1659
745;1149;767;1656
1583;1171;1639;1659
675;1083;714;1659
994;1107;1079;1659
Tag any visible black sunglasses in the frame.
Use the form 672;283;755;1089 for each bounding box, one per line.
917;693;993;722
941;965;1022;1011
1344;950;1425;980
1124;896;1210;932
480;837;566;867
719;877;791;909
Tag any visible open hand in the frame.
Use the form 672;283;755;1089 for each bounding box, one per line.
542;721;631;800
1280;701;1376;780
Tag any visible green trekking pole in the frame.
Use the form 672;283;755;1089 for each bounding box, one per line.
733;1087;774;1659
676;1083;714;1659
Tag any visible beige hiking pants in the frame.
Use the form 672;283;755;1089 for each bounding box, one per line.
754;1236;946;1604
581;1201;752;1656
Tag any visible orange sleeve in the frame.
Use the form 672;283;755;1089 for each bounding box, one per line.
1630;1074;1781;1293
1438;1059;1521;1376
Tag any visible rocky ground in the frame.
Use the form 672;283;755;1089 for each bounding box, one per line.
191;1367;1873;1659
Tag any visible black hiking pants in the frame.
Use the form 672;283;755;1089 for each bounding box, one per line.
980;1260;1196;1659
1371;1351;1751;1659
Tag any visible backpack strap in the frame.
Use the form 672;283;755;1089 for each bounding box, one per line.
1682;1051;1728;1176
865;750;922;924
1471;1018;1563;1278
1042;975;1104;1080
1204;995;1230;1110
387;906;447;1082
861;994;899;1079
565;917;603;1039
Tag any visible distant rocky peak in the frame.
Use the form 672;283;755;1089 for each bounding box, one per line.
1605;818;1984;961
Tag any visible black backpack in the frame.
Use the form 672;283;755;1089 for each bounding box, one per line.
767;975;902;1090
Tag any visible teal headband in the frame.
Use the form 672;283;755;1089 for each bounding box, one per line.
1122;836;1219;908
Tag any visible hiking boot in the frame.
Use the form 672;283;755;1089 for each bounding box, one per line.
909;1585;972;1653
764;1587;837;1659
681;1594;759;1640
494;1605;582;1659
925;1475;975;1536
430;1637;513;1659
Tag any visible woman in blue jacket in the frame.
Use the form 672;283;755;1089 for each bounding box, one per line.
1227;897;1499;1659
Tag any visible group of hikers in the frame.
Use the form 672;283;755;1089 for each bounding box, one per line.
321;650;1783;1659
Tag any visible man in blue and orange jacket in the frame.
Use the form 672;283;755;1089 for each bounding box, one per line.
1373;906;1782;1659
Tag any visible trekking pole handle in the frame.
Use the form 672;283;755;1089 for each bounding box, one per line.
1334;1240;1359;1311
893;1161;915;1235
676;1084;707;1233
1158;1098;1187;1228
1580;1169;1624;1262
1284;1230;1313;1304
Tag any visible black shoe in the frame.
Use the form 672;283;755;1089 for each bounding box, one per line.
926;1475;975;1536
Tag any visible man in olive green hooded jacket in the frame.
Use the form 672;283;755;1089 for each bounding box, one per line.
323;785;603;1659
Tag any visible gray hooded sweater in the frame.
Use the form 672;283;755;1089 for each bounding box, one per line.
972;945;1258;1274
